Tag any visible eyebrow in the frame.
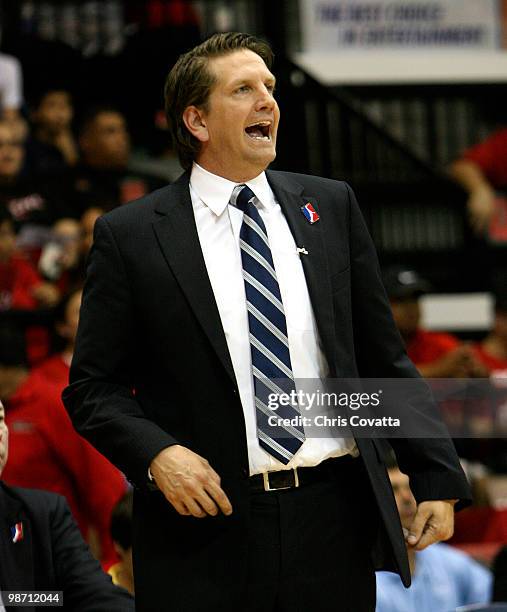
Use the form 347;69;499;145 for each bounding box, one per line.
230;75;276;88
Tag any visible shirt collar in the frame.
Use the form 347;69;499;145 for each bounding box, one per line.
190;162;274;215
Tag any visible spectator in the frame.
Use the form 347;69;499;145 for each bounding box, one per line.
384;266;486;378
38;217;83;293
35;288;82;387
71;106;166;212
0;399;134;611
0;327;127;566
0;119;71;235
473;293;507;377
108;490;134;596
376;460;492;612
0;204;59;310
26;87;78;177
0;51;27;141
450;128;507;233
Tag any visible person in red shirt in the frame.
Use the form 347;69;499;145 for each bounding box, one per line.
0;204;60;363
450;128;507;233
473;295;507;377
383;267;485;378
0;326;127;566
0;204;59;310
36;288;82;387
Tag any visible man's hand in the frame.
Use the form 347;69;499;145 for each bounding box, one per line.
149;445;233;518
405;499;456;550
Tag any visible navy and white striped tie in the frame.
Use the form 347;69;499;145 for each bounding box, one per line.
232;184;305;464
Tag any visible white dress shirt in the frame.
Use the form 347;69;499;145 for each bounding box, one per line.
190;162;357;475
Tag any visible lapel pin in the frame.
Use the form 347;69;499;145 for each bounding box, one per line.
296;247;309;255
11;522;23;543
301;202;319;224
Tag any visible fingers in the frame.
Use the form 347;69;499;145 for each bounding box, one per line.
205;481;233;516
407;501;455;550
150;445;233;518
406;504;431;547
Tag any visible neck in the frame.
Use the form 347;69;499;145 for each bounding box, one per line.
35;125;58;144
196;158;265;184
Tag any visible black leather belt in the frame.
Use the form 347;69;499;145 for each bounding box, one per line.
249;455;355;492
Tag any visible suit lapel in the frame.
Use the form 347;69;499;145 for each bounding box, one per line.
267;171;336;375
152;173;236;384
0;485;34;593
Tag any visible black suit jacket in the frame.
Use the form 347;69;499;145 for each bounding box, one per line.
0;483;134;612
63;170;471;611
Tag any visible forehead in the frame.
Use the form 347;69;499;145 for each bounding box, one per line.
0;401;4;418
94;113;125;130
42;91;70;105
208;49;274;86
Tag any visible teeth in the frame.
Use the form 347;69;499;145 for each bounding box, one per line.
247;133;270;140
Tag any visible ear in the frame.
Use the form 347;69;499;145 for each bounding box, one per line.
182;105;209;143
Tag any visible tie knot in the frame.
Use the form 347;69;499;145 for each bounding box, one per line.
231;184;256;213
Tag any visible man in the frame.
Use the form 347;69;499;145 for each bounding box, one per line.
0;120;71;229
0;52;26;142
376;461;492;612
383;266;485;378
473;292;507;377
63;33;471;611
70;106;165;213
26;88;78;177
450;128;507;233
0;400;134;611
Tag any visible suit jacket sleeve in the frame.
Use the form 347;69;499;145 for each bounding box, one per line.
62;215;177;488
346;183;471;509
48;493;134;612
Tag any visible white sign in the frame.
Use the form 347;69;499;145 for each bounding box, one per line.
300;0;501;51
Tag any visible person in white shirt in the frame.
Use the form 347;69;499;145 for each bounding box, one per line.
63;31;471;612
0;53;26;141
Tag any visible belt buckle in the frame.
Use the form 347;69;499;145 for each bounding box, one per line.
262;468;300;492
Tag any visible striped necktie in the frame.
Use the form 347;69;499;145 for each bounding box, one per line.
231;184;305;464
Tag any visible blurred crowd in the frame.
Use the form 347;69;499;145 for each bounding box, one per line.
0;54;174;569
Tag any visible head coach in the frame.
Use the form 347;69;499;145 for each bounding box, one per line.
62;32;471;611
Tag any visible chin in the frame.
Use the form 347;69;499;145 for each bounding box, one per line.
256;148;276;167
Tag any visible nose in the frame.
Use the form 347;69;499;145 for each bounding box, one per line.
255;85;275;112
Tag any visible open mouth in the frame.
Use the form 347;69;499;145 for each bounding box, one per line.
245;121;271;141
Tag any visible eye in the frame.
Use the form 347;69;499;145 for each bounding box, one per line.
235;85;251;94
